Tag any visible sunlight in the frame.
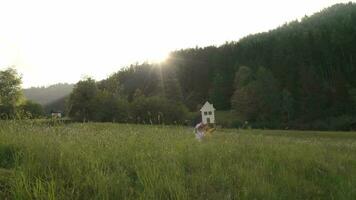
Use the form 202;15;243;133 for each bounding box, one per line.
146;51;170;63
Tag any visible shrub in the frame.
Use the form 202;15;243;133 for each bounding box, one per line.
130;96;188;125
93;91;129;122
327;115;355;131
0;145;18;169
19;101;44;119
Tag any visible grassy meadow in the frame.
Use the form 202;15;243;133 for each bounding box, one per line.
0;121;356;199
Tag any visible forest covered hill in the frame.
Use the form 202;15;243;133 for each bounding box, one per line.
86;3;356;129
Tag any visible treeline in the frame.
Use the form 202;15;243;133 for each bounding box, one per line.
67;77;188;124
66;3;356;129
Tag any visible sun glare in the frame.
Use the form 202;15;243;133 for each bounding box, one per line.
148;51;170;63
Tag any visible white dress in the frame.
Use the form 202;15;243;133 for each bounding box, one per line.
194;123;204;141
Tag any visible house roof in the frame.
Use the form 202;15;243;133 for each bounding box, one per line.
200;101;215;112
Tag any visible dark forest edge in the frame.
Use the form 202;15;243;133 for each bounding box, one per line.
1;2;356;131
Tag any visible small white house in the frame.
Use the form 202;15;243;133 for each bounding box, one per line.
200;101;215;124
51;112;62;118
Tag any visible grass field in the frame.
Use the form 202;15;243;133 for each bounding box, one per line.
0;121;356;199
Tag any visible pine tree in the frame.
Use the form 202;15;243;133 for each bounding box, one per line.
210;73;228;110
161;68;183;103
281;89;294;122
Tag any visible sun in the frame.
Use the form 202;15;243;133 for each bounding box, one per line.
146;50;170;63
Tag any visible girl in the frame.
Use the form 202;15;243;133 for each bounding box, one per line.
194;122;206;141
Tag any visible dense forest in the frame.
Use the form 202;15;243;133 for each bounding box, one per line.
68;3;355;129
2;3;356;130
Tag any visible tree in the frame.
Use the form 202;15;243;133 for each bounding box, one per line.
160;67;183;103
132;88;144;100
98;73;124;97
0;68;23;118
231;81;259;121
20;101;44;119
231;66;258;121
281;89;295;122
349;88;356;114
231;67;281;123
209;73;229;110
130;96;187;124
254;67;281;122
67;78;98;121
233;66;254;89
93;91;129;122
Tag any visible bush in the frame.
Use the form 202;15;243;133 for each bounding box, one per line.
130;96;188;125
0;105;16;119
230;120;244;129
93;92;129;122
186;112;201;126
19;101;44;119
327;115;355;131
0;144;18;169
289;115;356;131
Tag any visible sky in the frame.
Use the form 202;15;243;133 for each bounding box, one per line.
0;0;353;88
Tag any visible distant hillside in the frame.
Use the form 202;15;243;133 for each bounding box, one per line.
23;83;74;106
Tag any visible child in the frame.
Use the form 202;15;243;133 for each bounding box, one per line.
194;122;206;141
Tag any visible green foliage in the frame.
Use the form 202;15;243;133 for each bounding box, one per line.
67;77;188;124
254;67;281;121
19;101;44;119
68;78;98;121
214;110;237;128
43;96;68;115
0;122;356;199
130;96;188;124
231;81;259;121
232;66;280;123
233;66;254;88
289;115;356;131
98;72;124;96
93;91;129;122
209;73;230;110
0;68;23;106
160;66;184;103
0;68;23;119
349;88;356;113
0;144;17;169
281;89;295;122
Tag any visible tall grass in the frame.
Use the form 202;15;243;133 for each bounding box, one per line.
0;121;355;199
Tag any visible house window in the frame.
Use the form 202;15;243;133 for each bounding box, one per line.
204;112;207;115
208;111;212;115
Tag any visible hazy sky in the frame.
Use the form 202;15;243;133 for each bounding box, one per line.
0;0;353;88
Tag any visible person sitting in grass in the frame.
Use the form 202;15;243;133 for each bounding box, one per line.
194;122;206;141
194;122;216;141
